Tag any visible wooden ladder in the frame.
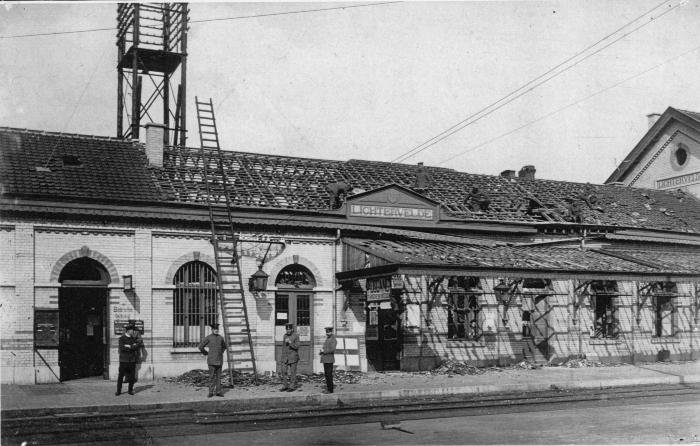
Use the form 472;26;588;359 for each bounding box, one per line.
195;96;258;385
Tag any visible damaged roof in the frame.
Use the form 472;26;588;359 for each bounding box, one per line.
341;238;700;278
2;126;700;234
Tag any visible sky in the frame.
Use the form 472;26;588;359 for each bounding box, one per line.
1;1;700;184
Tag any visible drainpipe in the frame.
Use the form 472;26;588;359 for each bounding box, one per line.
333;229;341;330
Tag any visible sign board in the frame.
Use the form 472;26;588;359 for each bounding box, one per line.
657;171;700;189
34;309;59;348
366;289;391;302
349;204;434;220
391;275;404;290
114;319;144;335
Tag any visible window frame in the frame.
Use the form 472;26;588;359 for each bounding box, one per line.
590;281;619;339
172;261;218;347
446;286;483;341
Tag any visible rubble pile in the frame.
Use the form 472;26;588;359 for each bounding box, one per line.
431;359;484;376
166;369;363;388
559;358;602;368
512;359;539;370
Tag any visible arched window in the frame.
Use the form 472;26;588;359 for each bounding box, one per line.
275;264;316;289
172;261;217;347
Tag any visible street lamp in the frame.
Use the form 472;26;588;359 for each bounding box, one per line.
249;266;269;292
122;275;133;292
493;279;513;325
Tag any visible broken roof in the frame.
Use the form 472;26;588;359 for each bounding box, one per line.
2;126;700;234
339;238;700;280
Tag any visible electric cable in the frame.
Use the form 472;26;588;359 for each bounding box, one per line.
437;43;700;166
0;2;400;39
391;0;679;163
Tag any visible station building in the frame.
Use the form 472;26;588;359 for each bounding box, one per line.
2;123;700;384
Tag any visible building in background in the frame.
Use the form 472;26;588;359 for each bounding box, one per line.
2;123;700;384
606;107;700;199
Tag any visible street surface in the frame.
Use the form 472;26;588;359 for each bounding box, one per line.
161;394;700;445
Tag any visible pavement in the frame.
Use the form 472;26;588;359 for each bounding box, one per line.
2;360;700;419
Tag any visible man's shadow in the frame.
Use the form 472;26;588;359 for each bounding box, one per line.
132;384;154;394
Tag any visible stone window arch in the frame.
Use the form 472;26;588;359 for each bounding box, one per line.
50;246;119;285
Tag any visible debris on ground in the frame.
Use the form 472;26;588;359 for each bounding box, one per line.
431;359;484;376
165;369;363;388
557;358;603;368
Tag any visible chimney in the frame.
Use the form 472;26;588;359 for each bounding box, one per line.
518;165;536;180
646;113;661;129
500;169;516;179
144;123;166;168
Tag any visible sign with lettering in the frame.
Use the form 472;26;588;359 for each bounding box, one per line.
366;289;391;302
345;185;439;223
349;204;434;220
657;171;700;189
114;319;144;335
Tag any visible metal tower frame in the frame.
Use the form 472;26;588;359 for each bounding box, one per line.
117;3;188;145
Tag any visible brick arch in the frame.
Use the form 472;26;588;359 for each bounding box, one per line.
267;255;324;289
164;251;217;285
50;245;120;284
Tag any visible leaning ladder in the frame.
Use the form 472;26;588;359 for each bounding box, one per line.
195;96;259;385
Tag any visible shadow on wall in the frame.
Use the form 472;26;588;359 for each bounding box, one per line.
255;293;273;320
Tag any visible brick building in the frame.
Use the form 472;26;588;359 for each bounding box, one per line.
2;124;700;384
606;107;700;198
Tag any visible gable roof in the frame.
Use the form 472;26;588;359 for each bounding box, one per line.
2;126;700;234
605;107;700;184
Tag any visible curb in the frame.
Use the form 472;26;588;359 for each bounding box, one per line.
4;373;700;420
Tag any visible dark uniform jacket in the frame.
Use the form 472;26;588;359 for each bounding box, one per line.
281;331;300;364
199;333;227;366
119;333;143;363
320;335;337;364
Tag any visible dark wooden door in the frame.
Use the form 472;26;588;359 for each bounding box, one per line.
59;288;106;381
274;292;312;374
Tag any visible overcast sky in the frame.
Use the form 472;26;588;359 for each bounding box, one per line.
2;1;700;183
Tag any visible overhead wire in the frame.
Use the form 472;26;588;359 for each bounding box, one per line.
0;2;400;39
437;43;700;166
390;0;679;164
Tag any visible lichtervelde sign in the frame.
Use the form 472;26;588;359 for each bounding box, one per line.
349;204;434;220
345;184;439;223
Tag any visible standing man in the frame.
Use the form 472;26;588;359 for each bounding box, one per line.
319;326;337;394
116;323;142;396
199;323;227;398
279;323;300;392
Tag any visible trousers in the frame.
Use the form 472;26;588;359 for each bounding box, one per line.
117;362;136;393
323;363;334;392
208;364;222;395
281;361;298;389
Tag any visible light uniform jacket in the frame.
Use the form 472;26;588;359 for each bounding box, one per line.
281;331;300;364
198;333;227;366
320;335;337;364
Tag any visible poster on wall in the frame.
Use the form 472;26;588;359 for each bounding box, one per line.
34;309;59;348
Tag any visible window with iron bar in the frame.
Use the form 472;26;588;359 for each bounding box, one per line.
591;280;618;339
172;261;218;347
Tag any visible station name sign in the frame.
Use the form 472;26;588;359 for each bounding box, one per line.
349;204;434;220
657;171;700;189
366;289;391;302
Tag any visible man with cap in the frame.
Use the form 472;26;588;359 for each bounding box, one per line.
116;323;142;396
199;323;227;397
319;326;337;393
279;323;300;391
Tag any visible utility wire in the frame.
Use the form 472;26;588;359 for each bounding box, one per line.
0;2;400;39
437;43;700;166
391;0;678;163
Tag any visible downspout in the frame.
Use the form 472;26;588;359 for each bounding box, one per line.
333;229;341;330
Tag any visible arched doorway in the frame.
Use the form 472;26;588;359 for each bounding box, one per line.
58;257;110;381
274;264;316;374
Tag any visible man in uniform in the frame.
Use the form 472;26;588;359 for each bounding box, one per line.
199;323;227;398
319;326;337;393
279;323;300;392
116;323;142;396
